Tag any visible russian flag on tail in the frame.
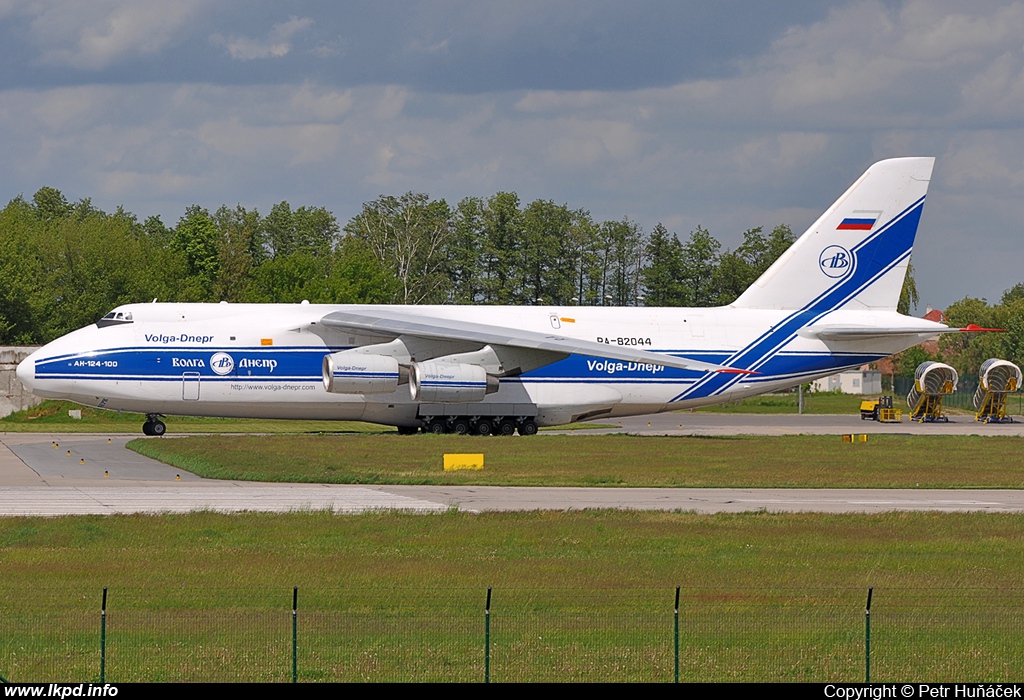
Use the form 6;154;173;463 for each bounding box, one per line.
837;217;877;230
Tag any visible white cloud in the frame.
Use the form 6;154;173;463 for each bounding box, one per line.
311;38;344;59
545;119;641;168
287;84;354;122
4;2;1024;308
27;0;205;69
101;169;198;198
730;133;831;174
211;15;313;61
756;0;1024;123
407;37;450;55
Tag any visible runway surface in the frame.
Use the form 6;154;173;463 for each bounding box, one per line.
2;413;1022;516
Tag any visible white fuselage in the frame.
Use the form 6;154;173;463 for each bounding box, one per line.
16;301;929;427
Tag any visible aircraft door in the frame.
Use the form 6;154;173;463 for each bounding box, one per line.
182;372;200;401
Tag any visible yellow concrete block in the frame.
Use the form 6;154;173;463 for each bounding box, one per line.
444;453;484;471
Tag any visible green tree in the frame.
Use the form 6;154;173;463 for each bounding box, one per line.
940;296;1000;378
246;251;329;303
564;209;599;305
171;206;221;297
521;199;574;305
715;224;795;304
892;345;938;378
264;201;340;258
448;197;486;304
246;238;398;304
597;218;644;306
479;192;523;304
345;192;453;304
898;262;919;315
34;206;182;339
0;196;44;342
1001;283;1024;306
32;186;71;222
680;226;721;306
212;205;262;302
641;223;687;306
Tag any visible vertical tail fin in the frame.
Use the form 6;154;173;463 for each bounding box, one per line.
733;157;934;312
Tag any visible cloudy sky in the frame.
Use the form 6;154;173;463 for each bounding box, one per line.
2;0;1023;310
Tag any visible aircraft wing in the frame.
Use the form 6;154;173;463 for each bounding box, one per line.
800;323;1002;341
319;308;750;374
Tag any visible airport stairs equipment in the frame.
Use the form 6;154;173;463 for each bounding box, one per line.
974;358;1022;423
907;361;958;423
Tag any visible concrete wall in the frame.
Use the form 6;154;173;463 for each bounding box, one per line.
0;347;42;418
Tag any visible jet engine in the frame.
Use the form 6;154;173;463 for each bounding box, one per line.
322;351;405;394
410;361;499;403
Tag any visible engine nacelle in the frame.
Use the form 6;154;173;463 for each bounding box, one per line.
410;361;499;403
323;351;403;394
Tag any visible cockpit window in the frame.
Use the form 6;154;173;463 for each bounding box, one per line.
96;309;134;328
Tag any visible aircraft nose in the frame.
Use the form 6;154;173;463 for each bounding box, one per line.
15;352;36;392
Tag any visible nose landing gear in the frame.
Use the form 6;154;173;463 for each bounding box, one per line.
142;414;166;436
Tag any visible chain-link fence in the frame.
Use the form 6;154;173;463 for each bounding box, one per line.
3;587;1023;682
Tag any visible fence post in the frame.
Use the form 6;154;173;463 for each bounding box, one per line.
674;585;680;683
100;587;107;684
292;587;298;684
865;587;873;683
484;587;492;684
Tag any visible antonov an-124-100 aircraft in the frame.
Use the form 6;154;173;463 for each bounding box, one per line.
16;157;983;436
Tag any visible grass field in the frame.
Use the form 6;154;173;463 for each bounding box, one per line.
694;390;864;414
4;392;1011;434
129;433;1024;489
2;510;1023;682
7;397;1024;681
0;400;612;434
0;400;382;434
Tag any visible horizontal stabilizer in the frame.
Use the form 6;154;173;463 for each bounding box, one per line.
800;324;1002;341
320;308;752;374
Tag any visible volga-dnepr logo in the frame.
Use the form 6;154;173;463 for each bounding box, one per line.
210;352;235;375
818;245;853;279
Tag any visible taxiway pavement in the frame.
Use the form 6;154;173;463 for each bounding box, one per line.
2;413;1021;516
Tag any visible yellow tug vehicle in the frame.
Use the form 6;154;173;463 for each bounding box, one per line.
859;395;901;422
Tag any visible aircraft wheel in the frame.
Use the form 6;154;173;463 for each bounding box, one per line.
150;420;166;436
518;420;538;436
451;418;471;435
142;422;154;436
397;425;418;435
496;419;517;436
426;419;448;434
474;419;493;436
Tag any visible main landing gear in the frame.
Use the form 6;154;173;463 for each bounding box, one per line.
418;416;537;436
142;414;166;436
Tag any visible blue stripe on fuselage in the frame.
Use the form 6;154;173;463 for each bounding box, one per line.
35;346;885;393
34;346;341;381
